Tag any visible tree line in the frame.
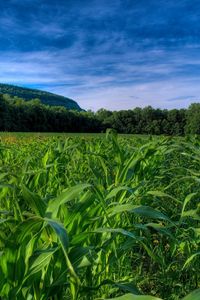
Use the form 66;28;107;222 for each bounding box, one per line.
0;94;200;134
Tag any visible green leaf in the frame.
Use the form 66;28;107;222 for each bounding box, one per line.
144;223;175;239
108;204;136;215
131;206;171;222
106;186;132;200
29;247;57;275
94;228;140;240
22;185;46;217
17;217;43;242
182;209;200;221
181;193;197;218
45;218;69;250
114;282;141;295
182;252;200;269
182;289;200;300
108;204;170;222
147;191;181;204
46;183;91;218
45;218;80;284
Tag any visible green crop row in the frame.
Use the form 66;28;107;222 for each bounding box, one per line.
0;131;199;299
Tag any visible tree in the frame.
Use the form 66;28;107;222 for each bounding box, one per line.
185;103;200;134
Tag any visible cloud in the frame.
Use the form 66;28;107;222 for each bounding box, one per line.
1;44;200;111
0;0;200;110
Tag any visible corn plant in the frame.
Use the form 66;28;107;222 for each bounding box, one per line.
0;132;199;299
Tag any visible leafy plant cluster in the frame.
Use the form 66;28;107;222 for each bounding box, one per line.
1;94;200;134
0;132;199;299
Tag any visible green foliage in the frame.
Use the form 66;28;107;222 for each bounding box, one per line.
0;94;100;132
185;103;200;134
0;133;199;299
101;289;200;300
1;91;200;134
96;106;187;135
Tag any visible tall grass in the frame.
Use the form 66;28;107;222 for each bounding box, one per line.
0;132;199;299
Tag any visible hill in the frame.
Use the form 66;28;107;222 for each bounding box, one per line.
0;83;82;110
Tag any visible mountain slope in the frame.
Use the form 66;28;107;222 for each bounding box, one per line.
0;83;82;110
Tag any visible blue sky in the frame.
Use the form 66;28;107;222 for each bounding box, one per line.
0;0;200;111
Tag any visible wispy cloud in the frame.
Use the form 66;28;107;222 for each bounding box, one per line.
0;0;200;110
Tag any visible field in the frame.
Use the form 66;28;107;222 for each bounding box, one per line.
0;131;199;300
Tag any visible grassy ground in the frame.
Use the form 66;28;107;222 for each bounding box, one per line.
0;131;158;138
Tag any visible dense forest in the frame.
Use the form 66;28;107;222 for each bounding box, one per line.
0;93;200;134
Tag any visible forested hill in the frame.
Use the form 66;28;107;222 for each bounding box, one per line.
0;83;82;110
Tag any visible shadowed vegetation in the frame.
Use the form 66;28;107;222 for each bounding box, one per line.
1;94;200;134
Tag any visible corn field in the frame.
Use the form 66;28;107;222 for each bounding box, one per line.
0;132;199;300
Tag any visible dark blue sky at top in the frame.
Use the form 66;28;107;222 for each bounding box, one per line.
0;0;200;110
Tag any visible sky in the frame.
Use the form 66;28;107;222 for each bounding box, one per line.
0;0;200;111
